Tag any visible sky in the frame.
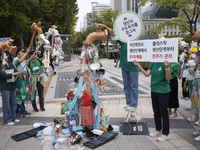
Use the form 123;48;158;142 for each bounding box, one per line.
76;0;110;32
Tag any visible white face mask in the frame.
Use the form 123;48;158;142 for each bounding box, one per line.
2;53;7;65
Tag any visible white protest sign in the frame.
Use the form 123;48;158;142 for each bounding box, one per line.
0;37;11;44
150;38;178;62
113;11;143;43
127;40;150;62
127;38;178;62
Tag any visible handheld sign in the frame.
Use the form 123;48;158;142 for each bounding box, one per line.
113;11;143;43
128;38;178;62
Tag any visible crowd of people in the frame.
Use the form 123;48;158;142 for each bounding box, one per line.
96;23;200;142
0;47;47;125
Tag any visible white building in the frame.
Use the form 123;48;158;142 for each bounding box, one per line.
91;2;110;13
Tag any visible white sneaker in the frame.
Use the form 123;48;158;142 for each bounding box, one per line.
125;106;138;112
180;97;185;99
195;135;200;141
187;117;194;122
14;119;20;123
149;131;161;137
157;134;170;142
185;97;190;100
169;113;178;118
195;121;200;126
130;113;141;121
7;122;15;125
124;105;129;109
193;130;200;136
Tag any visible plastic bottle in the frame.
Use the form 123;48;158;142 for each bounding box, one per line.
66;138;71;150
54;56;59;72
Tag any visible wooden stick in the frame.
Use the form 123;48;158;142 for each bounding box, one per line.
29;21;41;49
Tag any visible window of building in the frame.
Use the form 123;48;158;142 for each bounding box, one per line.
179;32;180;35
145;25;146;30
167;32;168;35
174;32;176;35
171;32;173;35
156;25;157;28
148;25;150;29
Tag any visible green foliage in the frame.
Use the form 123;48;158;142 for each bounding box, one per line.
139;0;200;35
0;0;78;46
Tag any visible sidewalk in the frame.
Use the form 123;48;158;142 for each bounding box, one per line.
0;55;200;150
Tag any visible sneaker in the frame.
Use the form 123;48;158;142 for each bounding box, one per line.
149;131;161;137
195;135;200;141
193;130;200;136
124;105;129;109
7;122;15;125
22;111;31;115
157;134;170;142
130;113;141;121
34;108;39;112
187;117;194;122
14;119;20;123
16;114;25;118
169;113;178;118
180;96;185;99
185;97;190;100
168;111;172;116
41;108;45;111
125;106;138;112
195;121;200;126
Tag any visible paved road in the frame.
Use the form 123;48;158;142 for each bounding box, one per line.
0;54;200;150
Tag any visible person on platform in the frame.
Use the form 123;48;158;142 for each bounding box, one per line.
133;60;173;142
0;50;21;125
97;24;139;111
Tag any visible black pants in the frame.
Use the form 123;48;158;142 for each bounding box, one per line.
182;77;190;98
32;82;44;109
50;57;54;71
151;91;169;135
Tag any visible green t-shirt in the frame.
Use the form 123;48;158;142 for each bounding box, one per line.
117;40;139;72
170;62;180;79
28;59;44;82
149;62;173;93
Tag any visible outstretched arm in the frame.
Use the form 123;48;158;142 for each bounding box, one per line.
164;60;171;80
133;60;151;76
97;24;115;36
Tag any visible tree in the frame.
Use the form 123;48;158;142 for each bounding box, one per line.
0;0;78;47
139;0;200;35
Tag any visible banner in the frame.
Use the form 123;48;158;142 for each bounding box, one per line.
0;37;11;44
127;38;178;62
113;11;143;43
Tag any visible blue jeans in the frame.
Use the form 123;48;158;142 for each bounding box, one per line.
122;69;139;107
1;90;17;123
188;87;193;102
16;102;26;115
151;91;169;135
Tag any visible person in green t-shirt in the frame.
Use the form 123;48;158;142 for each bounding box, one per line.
133;60;173;142
28;50;45;112
13;47;31;117
97;24;139;111
168;62;180;118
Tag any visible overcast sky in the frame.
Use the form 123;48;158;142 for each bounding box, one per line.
76;0;110;31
